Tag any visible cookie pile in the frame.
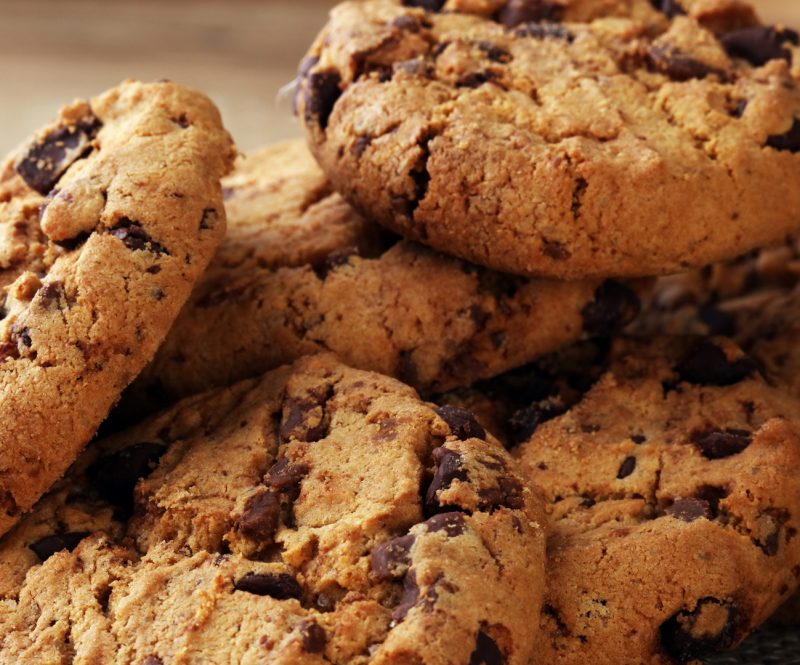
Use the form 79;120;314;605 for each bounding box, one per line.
0;0;799;663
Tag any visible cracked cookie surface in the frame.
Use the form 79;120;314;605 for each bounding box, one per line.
443;336;800;663
296;0;800;279
122;140;645;415
0;355;547;664
0;80;235;538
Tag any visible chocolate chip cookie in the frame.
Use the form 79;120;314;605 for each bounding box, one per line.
122;140;645;415
0;355;547;664
296;0;800;279
0;80;235;537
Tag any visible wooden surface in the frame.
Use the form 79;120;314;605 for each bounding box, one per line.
0;0;796;156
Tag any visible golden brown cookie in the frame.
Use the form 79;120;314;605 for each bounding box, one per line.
0;80;235;538
0;355;547;664
296;0;800;278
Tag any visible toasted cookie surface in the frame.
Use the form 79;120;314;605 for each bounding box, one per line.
443;336;800;662
296;0;800;278
124;140;645;413
0;80;235;537
0;355;547;664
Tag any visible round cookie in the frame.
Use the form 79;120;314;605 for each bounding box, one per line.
123;140;646;414
0;80;235;537
296;0;800;279
443;336;800;663
0;355;547;664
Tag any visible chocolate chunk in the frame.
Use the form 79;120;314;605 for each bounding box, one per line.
543;240;570;260
199;207;218;230
469;629;505;665
238;491;281;542
676;339;757;386
479;476;525;511
631;434;647;444
498;0;564;28
36;281;65;309
434;405;486;441
665;497;710;522
646;46;726;81
299;620;327;653
392;571;420;622
280;387;331;443
649;0;686;18
478;42;513;63
767;118;800;153
141;657;163;665
722;26;799;67
29;531;90;561
509;398;568;446
515;22;573;41
694;485;729;518
660;598;738;660
581;280;642;336
424;511;467;537
617;456;637;479
402;0;445;10
304;71;342;130
233;572;302;599
266;458;310;491
690;428;752;459
425;448;468;510
457;71;497;88
16;116;101;194
372;534;415;581
110;219;167;255
392;15;423;32
314;246;358;279
87;442;167;516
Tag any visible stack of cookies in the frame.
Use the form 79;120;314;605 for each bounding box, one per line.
0;0;799;663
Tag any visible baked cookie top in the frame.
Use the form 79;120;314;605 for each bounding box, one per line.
0;80;235;537
0;355;547;664
122;140;646;416
444;336;800;663
296;0;800;278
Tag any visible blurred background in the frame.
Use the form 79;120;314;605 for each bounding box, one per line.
0;0;795;156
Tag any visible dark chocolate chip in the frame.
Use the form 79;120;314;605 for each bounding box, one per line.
141;657;163;665
660;598;738;661
16;116;101;194
478;42;513;63
694;485;729;518
314;246;358;279
665;497;710;522
730;99;748;118
304;71;342;130
424;511;467;537
110;218;167;255
508;398;568;446
631;434;647;444
87;442;167;516
434;405;486;441
649;0;686;18
767;118;800;153
469;629;505;665
199;207;218;230
617;456;637;479
690;428;752;459
646;46;726;81
233;572;302;599
36;281;65;308
299;620;327;653
457;71;497;88
392;15;423;32
266;459;310;491
498;0;565;28
401;0;445;10
238;491;281;542
479;476;525;511
280;387;332;443
351;135;373;157
543;240;570;260
515;22;573;41
392;571;420;622
372;533;415;581
425;448;468;511
676;340;757;386
29;531;90;561
722;25;799;67
698;303;737;337
581;280;641;337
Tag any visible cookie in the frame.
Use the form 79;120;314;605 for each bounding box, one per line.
0;80;235;538
444;336;800;662
0;354;547;664
296;0;800;279
121;140;646;415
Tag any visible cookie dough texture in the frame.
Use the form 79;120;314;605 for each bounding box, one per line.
125;140;645;413
445;336;800;663
297;0;800;279
0;80;235;538
0;355;547;664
